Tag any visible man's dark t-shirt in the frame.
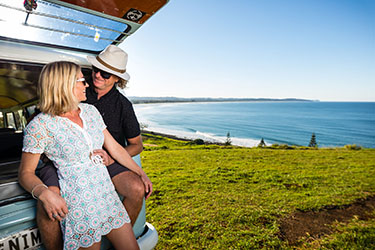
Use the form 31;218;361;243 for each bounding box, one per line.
85;83;140;147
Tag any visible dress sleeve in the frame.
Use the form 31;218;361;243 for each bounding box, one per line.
22;116;49;154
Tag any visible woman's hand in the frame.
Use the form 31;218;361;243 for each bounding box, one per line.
140;172;153;200
18;152;68;221
92;149;114;166
38;187;68;221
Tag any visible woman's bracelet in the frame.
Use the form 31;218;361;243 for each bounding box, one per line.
31;184;48;199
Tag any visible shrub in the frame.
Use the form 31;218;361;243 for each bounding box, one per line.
344;144;362;150
258;138;266;147
269;144;296;150
225;132;232;146
191;139;205;145
308;133;318;147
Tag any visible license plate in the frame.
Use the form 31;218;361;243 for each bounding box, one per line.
0;227;42;250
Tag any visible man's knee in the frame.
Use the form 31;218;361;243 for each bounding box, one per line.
113;172;145;199
131;177;145;198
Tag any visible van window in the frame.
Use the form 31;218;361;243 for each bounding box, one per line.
1;110;28;131
26;105;37;119
6;113;16;129
0;60;41;132
0;112;3;128
0;0;129;52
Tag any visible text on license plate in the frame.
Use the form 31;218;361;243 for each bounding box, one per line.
0;227;42;250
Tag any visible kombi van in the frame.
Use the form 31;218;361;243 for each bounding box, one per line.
0;0;168;249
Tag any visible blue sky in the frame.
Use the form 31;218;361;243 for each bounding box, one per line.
120;0;375;101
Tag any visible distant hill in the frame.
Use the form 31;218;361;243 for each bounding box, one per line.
128;96;318;104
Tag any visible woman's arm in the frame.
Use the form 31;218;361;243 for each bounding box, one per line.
18;152;68;221
95;135;143;166
103;129;153;197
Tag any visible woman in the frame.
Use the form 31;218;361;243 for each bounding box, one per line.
18;61;151;250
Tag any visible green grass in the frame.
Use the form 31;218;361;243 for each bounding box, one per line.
140;133;375;249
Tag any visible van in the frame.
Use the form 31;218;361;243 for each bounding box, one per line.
0;0;168;249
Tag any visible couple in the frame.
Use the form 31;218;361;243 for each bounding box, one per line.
18;45;151;250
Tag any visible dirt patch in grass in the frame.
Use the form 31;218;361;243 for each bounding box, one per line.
143;143;159;147
278;196;375;245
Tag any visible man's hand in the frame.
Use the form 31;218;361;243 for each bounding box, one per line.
38;187;68;222
93;149;114;166
140;173;153;199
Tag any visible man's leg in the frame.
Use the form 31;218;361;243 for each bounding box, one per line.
36;186;63;250
37;162;63;250
111;170;145;225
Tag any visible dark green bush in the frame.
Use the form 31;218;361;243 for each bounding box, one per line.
191;139;205;145
344;144;362;150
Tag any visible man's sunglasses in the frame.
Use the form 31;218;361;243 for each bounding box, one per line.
92;66;113;79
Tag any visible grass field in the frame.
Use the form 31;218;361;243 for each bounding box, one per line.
141;133;375;249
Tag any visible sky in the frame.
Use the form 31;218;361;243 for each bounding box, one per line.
120;0;375;102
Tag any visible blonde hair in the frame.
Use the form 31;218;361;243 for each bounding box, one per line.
38;61;81;116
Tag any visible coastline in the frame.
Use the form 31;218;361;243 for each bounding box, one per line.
140;126;265;147
130;97;316;104
141;129;228;146
142;130;192;142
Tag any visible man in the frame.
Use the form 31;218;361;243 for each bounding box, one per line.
37;45;151;249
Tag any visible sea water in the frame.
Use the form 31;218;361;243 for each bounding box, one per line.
133;102;375;148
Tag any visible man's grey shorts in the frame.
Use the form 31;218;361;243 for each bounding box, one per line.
38;161;130;187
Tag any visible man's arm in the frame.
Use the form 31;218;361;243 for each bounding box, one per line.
125;135;143;157
103;129;152;197
106;135;143;166
121;97;143;157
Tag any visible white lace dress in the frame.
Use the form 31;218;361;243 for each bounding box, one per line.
22;103;130;250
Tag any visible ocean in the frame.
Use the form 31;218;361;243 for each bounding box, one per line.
133;102;375;148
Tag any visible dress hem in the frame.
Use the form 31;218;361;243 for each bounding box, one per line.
64;219;131;250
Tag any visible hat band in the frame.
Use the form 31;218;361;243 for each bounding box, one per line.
96;56;126;74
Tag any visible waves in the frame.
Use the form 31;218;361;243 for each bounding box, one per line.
141;121;261;147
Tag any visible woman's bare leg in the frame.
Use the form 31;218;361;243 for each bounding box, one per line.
106;223;139;250
78;241;101;250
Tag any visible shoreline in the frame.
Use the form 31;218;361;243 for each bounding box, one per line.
142;130;192;142
141;130;373;149
141;129;266;147
141;129;228;146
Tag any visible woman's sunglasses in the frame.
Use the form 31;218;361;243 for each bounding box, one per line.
92;66;113;79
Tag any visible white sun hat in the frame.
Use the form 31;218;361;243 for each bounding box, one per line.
87;45;130;81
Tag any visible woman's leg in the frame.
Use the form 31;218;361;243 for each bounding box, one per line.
106;223;139;250
77;241;101;250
